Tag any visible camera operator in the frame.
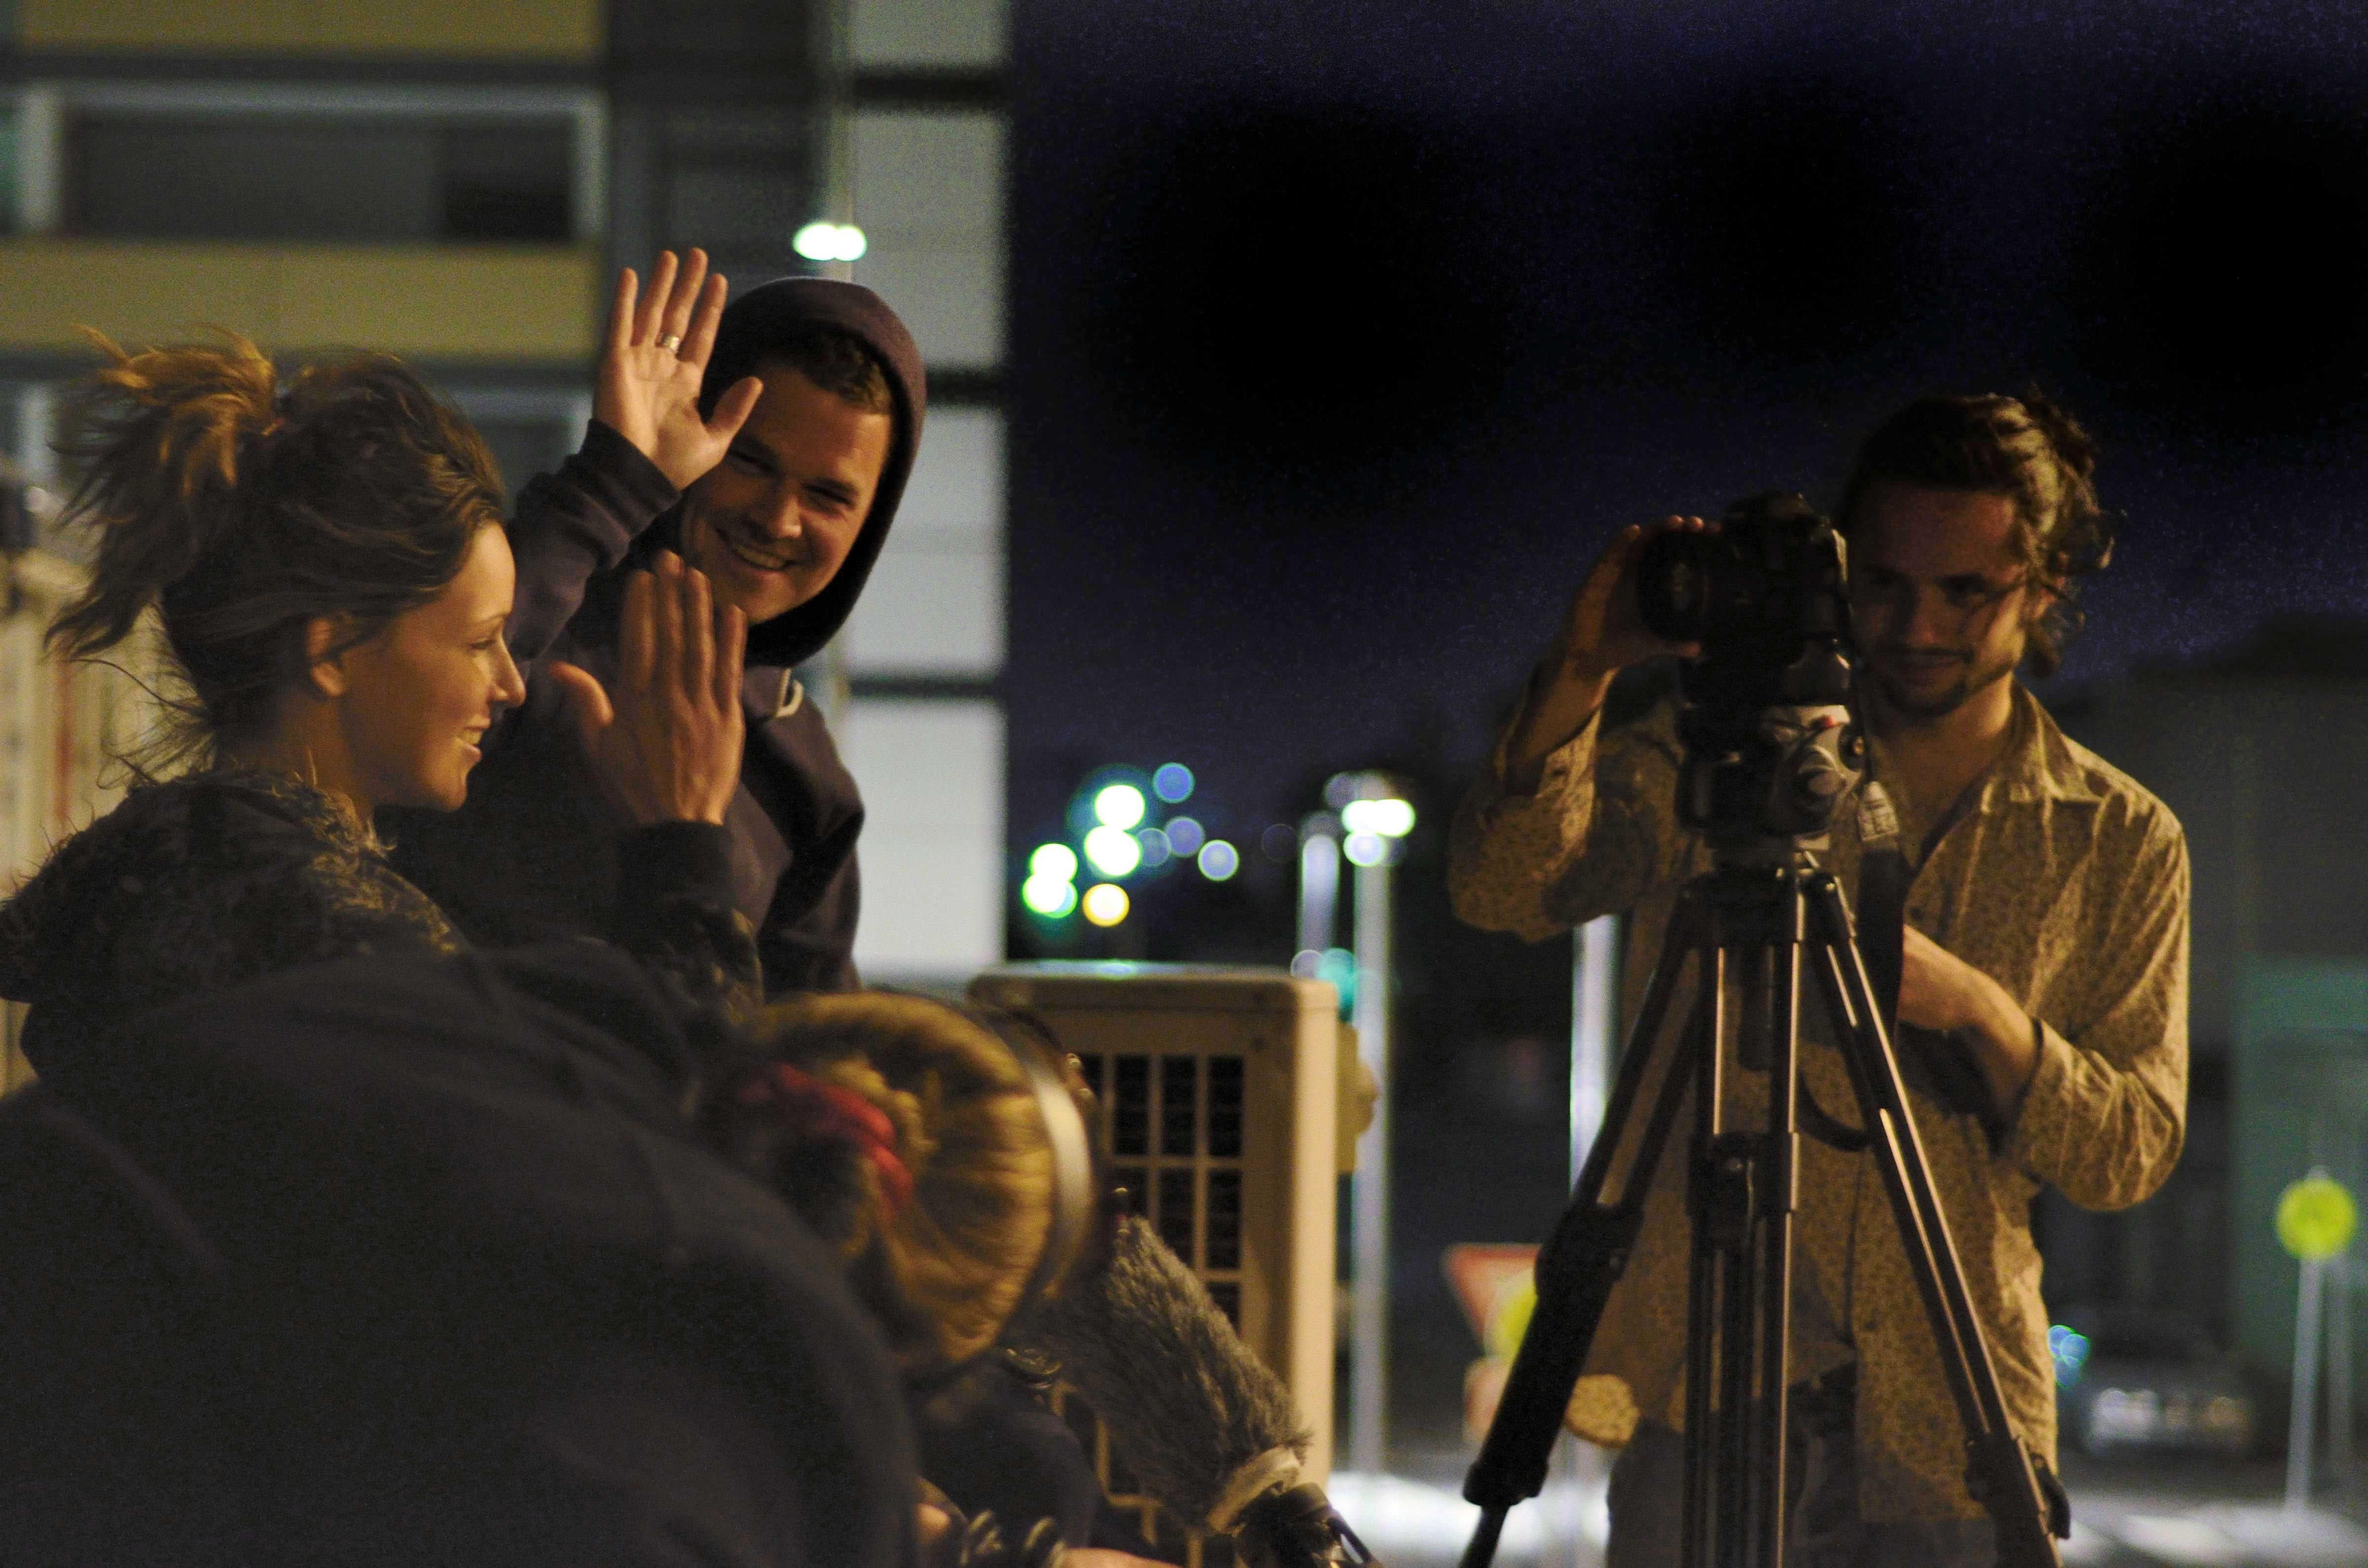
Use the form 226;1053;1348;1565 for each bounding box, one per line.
1450;393;2189;1564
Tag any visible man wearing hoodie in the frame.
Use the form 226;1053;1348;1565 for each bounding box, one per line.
391;254;919;994
390;257;1129;1552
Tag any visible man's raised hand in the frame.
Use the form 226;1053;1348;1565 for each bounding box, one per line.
1502;515;1710;794
1547;515;1709;685
595;249;765;492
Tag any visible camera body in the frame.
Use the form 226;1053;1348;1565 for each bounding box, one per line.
1635;493;1860;854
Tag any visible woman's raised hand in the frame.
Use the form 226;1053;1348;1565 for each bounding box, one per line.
549;552;748;827
594;249;765;492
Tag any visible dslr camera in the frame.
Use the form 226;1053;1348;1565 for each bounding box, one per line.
1633;493;1861;855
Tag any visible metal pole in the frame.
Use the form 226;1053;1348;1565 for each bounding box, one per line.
1570;914;1618;1179
2332;1253;2356;1492
2290;1256;2326;1510
808;0;856;281
1348;853;1394;1478
1298;822;1341;969
1565;912;1619;1564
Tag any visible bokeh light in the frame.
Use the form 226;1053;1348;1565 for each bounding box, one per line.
1021;875;1079;918
2048;1323;2092;1389
1093;783;1147;830
1152;763;1195;803
1166;815;1206;856
1198;840;1240;880
1082;883;1130;926
1317;947;1357;1012
1343;831;1388;867
792;220;868;261
1029;843;1079;882
1341;797;1416;837
1084;824;1143;877
1137;827;1172;867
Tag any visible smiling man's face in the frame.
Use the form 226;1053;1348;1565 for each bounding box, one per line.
1847;481;2046;720
677;360;894;626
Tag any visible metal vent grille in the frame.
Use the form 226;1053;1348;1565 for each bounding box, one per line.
1081;1050;1248;1328
1065;1048;1254;1565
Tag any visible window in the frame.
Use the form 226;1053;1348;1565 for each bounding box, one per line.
66;113;575;244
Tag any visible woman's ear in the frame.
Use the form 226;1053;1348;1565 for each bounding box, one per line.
302;616;350;698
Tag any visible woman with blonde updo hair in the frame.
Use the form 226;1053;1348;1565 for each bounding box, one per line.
707;991;1071;1368
0;257;769;1063
706;991;1187;1568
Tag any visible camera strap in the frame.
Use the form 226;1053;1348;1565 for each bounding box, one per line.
1852;779;2006;1135
1784;781;1908;1156
1854;780;1909;1035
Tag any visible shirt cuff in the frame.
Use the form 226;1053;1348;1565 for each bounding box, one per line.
1483;706;1601;808
2001;1017;2079;1177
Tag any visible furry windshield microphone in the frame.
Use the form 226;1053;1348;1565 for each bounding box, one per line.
1010;1216;1379;1568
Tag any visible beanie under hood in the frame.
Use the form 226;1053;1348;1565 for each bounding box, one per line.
688;277;927;671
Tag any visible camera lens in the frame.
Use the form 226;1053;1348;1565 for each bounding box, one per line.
1637;529;1717;642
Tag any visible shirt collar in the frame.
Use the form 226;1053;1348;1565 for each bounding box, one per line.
1987;682;2106;806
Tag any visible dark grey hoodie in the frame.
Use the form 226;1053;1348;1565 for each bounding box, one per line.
390;279;927;992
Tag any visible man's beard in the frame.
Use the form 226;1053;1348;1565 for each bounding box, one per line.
1867;641;2020;719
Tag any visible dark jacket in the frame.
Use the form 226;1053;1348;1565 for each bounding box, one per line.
0;942;916;1567
0;769;758;1072
390;280;928;994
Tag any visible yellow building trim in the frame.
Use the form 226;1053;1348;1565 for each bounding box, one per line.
18;0;601;59
0;240;600;364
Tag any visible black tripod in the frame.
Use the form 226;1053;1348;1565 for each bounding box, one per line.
1459;848;2065;1568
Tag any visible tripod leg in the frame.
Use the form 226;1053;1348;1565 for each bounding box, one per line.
1681;944;1727;1568
1461;890;1715;1561
1680;878;1807;1568
1752;925;1802;1568
1801;875;2061;1568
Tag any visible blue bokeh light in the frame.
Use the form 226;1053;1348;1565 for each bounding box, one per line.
2048;1324;2091;1388
1152;763;1195;803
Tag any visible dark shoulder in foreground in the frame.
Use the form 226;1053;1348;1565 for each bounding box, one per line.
0;769;456;1065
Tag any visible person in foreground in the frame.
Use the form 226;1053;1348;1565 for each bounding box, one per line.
1450;393;2189;1564
391;249;924;994
0;936;1220;1567
0;324;763;1058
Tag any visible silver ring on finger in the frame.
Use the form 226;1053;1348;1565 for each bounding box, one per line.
656;333;684;353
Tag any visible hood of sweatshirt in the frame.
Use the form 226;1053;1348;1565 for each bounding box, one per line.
663;276;927;672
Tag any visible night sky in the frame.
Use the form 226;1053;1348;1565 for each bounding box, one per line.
1007;1;2368;874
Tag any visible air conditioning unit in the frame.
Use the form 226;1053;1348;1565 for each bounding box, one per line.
967;962;1341;1567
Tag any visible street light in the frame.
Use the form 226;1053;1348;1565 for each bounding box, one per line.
1093;783;1147;830
1083;824;1142;878
793;220;868;261
1324;769;1413;1483
1081;883;1130;926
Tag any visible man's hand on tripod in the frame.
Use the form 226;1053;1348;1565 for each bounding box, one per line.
1898;923;2041;1119
1503;516;1708;795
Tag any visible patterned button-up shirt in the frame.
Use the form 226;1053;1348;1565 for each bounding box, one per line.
1449;681;2189;1521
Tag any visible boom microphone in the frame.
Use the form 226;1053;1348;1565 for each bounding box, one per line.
1011;1216;1379;1568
